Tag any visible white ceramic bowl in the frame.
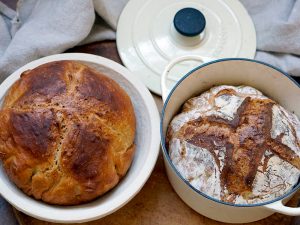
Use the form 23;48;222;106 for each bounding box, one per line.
160;58;300;223
0;53;161;223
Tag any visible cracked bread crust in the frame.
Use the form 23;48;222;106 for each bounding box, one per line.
167;85;300;204
0;61;136;205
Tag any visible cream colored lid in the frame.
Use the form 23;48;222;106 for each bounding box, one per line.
117;0;256;95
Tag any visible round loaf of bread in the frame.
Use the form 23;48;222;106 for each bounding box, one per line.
167;85;300;204
0;61;136;205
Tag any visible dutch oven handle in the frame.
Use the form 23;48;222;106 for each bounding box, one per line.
266;199;300;217
161;55;212;102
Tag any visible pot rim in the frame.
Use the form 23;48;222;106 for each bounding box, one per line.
160;57;300;208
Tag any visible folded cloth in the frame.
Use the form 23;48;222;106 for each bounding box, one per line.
0;0;95;82
241;0;300;77
0;197;18;225
0;0;300;81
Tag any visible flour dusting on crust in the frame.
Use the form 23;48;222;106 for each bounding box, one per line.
167;85;300;204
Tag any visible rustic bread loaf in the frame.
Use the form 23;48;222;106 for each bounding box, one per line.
167;85;300;204
0;61;136;205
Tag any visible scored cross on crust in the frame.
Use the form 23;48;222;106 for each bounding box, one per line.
0;61;136;205
167;86;300;204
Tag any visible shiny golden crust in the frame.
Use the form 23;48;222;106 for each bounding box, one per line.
0;61;136;205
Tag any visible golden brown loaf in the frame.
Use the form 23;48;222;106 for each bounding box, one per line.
0;61;136;205
167;85;300;204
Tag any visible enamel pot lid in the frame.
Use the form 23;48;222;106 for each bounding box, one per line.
117;0;256;95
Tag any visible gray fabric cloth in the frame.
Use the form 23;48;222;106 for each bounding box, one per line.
0;0;95;82
93;0;128;30
0;198;18;225
1;0;300;82
0;0;127;82
241;0;300;77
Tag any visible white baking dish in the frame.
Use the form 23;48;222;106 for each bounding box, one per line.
0;53;161;223
160;57;300;223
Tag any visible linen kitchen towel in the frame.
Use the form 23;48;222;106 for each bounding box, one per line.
1;0;300;82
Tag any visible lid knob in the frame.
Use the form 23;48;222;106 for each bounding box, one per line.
173;8;206;37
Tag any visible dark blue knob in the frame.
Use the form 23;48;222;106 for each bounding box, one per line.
173;8;206;37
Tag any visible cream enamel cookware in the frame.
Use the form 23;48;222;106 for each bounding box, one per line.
160;57;300;223
117;0;256;95
0;53;161;223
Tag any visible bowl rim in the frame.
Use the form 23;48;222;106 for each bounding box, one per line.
0;53;161;223
160;57;300;208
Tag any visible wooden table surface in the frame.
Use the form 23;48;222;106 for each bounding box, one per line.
9;41;300;225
